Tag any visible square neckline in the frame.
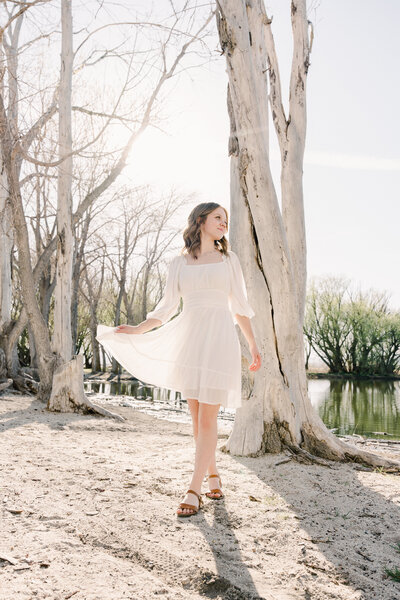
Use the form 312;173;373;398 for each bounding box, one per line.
183;253;227;267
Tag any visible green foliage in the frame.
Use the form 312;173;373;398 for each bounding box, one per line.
384;566;400;582
76;301;91;367
304;277;400;376
17;328;30;367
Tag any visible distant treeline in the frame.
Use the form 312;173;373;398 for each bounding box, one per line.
304;277;400;377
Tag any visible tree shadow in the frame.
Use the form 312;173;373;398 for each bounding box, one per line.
224;449;400;600
0;396;103;432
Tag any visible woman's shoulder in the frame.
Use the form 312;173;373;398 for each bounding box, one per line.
226;249;237;260
171;254;186;266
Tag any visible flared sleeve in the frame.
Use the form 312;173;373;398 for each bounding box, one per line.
146;255;182;325
227;250;255;325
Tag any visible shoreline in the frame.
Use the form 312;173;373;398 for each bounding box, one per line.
1;393;400;599
306;372;400;381
84;370;400;382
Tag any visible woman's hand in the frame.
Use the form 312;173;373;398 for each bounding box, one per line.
115;324;141;334
249;343;261;372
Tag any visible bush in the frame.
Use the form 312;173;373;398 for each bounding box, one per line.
304;277;400;376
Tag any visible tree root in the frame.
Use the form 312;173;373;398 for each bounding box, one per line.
0;379;13;392
48;387;125;421
301;421;400;472
47;355;125;422
284;444;333;468
225;417;400;473
70;393;125;421
11;374;38;395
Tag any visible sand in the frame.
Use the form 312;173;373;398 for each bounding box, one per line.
1;392;400;600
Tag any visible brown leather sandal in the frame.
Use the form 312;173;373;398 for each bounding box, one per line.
205;474;224;499
176;489;203;517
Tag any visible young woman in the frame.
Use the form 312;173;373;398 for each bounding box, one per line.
97;202;261;517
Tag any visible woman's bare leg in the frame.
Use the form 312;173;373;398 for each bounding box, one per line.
187;398;218;475
177;400;220;515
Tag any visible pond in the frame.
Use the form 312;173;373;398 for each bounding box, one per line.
309;378;400;440
84;380;236;424
84;377;400;439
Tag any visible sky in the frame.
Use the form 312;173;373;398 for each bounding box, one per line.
116;1;400;311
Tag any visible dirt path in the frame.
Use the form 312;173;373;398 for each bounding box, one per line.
1;394;400;599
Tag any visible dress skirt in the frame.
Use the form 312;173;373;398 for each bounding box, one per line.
96;251;255;409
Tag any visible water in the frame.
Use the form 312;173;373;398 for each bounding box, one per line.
84;378;400;439
309;378;400;440
84;380;235;424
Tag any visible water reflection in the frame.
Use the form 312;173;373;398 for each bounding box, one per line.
85;378;400;438
308;378;400;439
84;380;236;423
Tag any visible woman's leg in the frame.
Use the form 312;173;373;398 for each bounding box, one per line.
187;398;218;476
178;400;220;515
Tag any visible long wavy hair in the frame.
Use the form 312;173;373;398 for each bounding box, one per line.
182;203;229;260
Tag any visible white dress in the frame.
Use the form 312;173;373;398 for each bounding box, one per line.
96;250;255;408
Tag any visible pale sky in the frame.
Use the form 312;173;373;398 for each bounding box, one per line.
121;0;400;310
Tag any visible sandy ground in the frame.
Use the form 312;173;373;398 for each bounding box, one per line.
1;393;400;600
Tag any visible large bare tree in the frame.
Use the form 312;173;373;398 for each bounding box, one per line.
0;1;214;411
216;0;399;470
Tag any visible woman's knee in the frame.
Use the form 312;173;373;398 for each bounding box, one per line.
187;398;199;436
198;404;220;431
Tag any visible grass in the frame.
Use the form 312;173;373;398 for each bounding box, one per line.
384;566;400;582
384;544;400;582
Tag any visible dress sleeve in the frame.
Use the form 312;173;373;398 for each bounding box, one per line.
227;250;255;325
146;256;181;325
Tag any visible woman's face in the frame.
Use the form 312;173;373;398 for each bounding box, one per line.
201;207;228;240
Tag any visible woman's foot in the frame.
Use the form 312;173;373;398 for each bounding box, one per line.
205;474;224;499
176;489;203;517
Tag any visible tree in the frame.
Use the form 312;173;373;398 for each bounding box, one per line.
305;277;400;376
216;0;399;470
0;1;214;408
47;0;117;417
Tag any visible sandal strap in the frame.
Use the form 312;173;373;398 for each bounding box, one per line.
179;503;197;511
186;489;201;501
208;475;222;486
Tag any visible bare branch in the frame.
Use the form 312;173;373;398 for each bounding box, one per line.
262;11;288;155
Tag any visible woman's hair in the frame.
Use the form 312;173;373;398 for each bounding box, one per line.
182;203;229;260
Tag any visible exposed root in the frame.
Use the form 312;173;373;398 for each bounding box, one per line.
284;444;332;468
48;385;125;422
0;379;13;392
300;423;400;473
11;373;39;395
48;355;125;422
338;440;400;472
230;417;400;473
78;395;125;422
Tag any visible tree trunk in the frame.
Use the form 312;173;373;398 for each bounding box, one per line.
111;281;125;373
216;0;399;471
48;2;122;421
51;0;73;366
0;149;14;382
51;354;123;420
4;157;55;400
0;157;12;333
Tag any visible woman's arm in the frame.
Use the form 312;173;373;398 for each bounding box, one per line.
235;314;262;372
115;318;162;335
116;256;181;335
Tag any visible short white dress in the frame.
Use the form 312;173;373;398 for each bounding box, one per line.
96;250;255;408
